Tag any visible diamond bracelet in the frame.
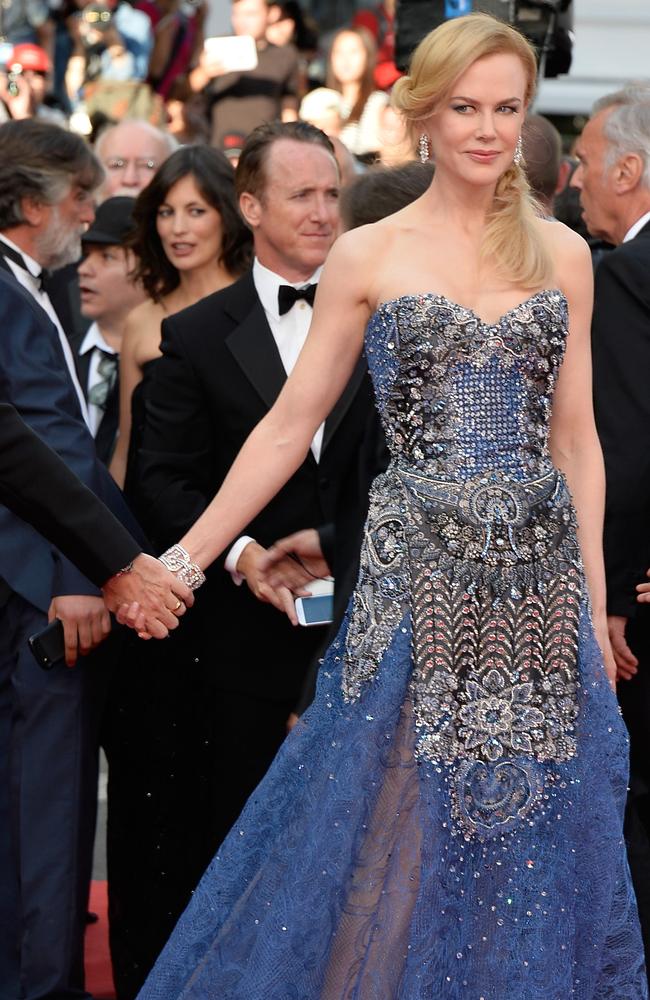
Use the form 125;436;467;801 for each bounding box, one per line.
158;544;206;591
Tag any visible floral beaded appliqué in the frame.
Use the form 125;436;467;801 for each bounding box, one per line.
346;290;582;837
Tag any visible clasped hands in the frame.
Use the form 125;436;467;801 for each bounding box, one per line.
96;530;328;652
49;554;193;666
236;529;331;626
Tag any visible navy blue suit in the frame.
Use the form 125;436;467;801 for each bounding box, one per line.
0;267;143;1000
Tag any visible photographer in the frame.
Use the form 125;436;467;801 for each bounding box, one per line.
188;0;299;148
0;43;67;123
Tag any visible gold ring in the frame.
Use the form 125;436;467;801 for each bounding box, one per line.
173;599;182;611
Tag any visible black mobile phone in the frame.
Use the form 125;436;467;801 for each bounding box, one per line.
28;618;65;670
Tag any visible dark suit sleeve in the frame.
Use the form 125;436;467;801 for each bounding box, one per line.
0;277;141;598
0;400;141;585
592;243;650;617
136;315;219;552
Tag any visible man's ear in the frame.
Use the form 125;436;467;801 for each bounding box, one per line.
20;195;46;228
239;191;262;229
614;152;645;194
555;157;572;196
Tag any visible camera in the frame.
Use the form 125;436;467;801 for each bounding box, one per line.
6;67;21;97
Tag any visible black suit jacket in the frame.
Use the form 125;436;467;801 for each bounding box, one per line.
592;220;650;617
0;399;140;586
68;330;120;465
136;271;376;702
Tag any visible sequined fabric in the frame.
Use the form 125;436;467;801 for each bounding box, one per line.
138;290;646;999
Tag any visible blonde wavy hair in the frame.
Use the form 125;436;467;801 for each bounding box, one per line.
392;13;553;289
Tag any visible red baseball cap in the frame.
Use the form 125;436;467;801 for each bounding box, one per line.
9;44;51;74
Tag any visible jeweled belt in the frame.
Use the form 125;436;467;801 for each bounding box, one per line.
395;467;561;527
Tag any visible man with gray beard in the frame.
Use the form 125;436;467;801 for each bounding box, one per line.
0;119;149;1000
0;120;97;426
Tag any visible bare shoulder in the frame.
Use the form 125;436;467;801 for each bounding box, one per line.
537;217;592;283
332;217;398;259
123;299;165;361
125;298;161;330
327;214;403;305
534;218;594;329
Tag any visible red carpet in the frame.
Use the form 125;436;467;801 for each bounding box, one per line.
86;881;116;1000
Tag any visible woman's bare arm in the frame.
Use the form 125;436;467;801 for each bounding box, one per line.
177;230;373;569
548;225;615;685
109;309;153;488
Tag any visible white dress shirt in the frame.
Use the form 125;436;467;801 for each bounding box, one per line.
623;210;650;243
79;322;118;436
0;235;91;427
225;258;324;581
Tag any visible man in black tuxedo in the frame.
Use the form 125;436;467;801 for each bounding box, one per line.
71;196;145;464
115;121;374;992
138;120;373;786
572;88;650;971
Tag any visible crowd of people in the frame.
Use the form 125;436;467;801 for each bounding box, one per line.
0;0;403;161
0;3;649;1000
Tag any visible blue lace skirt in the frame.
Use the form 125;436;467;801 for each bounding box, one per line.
137;608;646;1000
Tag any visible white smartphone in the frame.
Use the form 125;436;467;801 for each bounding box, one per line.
203;35;258;73
294;578;334;627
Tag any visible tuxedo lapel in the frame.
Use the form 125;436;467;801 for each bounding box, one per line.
225;295;287;412
321;354;368;455
222;272;367;459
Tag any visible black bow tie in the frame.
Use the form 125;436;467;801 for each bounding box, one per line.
278;283;317;316
0;239;48;291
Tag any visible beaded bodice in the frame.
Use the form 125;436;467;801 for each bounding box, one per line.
344;289;584;839
365;288;569;481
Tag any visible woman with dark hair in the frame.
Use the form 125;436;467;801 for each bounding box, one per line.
110;143;251;488
103;142;252;999
325;26;388;158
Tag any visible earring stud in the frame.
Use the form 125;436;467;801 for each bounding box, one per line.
418;133;430;163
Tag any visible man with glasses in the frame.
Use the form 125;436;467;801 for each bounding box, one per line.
94;118;177;199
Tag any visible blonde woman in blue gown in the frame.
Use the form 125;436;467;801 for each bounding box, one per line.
136;13;647;999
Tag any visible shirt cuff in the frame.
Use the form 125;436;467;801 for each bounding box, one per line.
224;535;256;585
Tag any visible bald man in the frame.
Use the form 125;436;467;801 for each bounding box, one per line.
94;119;178;200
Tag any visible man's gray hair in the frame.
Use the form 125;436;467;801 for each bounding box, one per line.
0;119;103;230
593;83;650;188
94;119;178;162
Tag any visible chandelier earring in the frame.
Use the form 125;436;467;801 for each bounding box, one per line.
418;133;431;163
514;135;523;166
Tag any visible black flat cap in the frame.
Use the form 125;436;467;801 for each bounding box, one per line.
82;196;136;246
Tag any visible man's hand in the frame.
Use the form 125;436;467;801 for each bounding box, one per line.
48;595;111;667
260;529;331;590
0;73;32;120
607;614;638;682
102;553;194;639
237;541;307;625
636;569;650;602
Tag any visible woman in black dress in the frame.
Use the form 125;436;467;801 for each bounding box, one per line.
103;145;250;1000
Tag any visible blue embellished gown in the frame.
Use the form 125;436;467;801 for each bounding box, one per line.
138;290;647;999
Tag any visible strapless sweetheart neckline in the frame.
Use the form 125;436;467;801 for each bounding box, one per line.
373;286;567;330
